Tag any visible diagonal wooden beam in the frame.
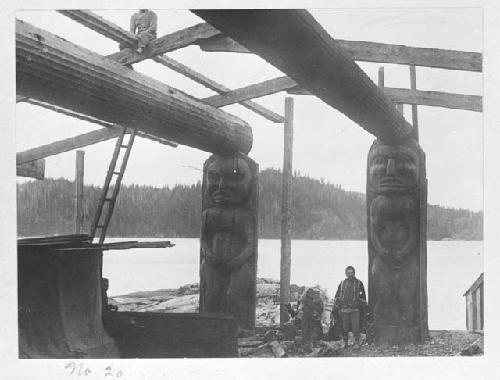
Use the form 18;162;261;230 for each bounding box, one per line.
58;11;283;123
17;159;45;180
289;85;482;112
203;76;296;107
58;10;135;46
153;55;284;122
197;34;482;73
16;128;122;165
17;19;252;155
19;98;178;147
193;10;416;145
106;22;220;65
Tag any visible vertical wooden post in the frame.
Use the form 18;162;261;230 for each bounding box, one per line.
280;97;294;325
409;65;419;141
75;150;85;234
378;67;385;87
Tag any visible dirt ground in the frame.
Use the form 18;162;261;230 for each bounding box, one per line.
240;329;483;357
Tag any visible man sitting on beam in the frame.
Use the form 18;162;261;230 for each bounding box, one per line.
130;9;157;54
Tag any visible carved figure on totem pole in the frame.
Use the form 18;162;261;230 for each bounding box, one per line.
199;153;258;335
366;139;428;345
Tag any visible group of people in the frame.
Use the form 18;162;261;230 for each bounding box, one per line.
288;265;367;350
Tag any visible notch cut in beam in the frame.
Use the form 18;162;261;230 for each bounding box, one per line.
57;10;283;123
17;19;252;155
17;159;45;180
193;9;414;145
197;34;482;73
18;98;178;147
289;85;482;112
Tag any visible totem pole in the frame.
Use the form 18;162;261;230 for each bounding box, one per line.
367;138;428;345
199;152;259;336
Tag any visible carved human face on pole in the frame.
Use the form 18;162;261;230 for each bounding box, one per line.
207;156;252;206
368;143;420;195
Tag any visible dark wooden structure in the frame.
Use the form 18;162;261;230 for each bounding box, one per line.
464;273;484;332
104;312;238;358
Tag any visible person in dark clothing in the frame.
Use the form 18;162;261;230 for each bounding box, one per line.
333;266;366;349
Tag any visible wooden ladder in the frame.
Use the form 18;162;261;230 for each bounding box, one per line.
90;127;137;243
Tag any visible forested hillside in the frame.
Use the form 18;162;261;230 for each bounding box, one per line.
17;169;483;240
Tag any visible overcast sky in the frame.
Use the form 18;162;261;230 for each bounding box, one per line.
15;8;483;211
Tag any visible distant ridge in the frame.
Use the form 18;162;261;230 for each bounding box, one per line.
17;169;482;240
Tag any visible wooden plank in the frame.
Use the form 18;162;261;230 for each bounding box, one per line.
289;85;482;112
19;98;178;148
153;56;284;123
383;87;482;112
58;10;283;123
58;10;136;46
17;159;45;180
17;128;121;165
198;34;482;72
75;151;85;234
279;97;293;326
106;23;220;65
16;20;252;155
56;240;175;251
193;10;414;145
410;65;419;140
203;76;296;107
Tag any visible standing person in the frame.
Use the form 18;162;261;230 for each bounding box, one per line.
130;9;158;54
333;266;366;349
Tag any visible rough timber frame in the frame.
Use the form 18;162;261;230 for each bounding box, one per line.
17;9;482;178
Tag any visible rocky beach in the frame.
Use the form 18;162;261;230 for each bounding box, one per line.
109;278;483;358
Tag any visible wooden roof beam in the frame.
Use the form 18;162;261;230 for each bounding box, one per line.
203;76;296;107
17;159;45;180
197;34;482;73
153;56;284;122
17;19;252;155
17;128;121;165
107;22;220;65
193;9;414;145
58;10;283;123
289;86;482;112
18;98;179;147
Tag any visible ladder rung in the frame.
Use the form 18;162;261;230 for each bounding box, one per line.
120;144;129;148
104;197;114;202
96;224;104;228
112;171;121;175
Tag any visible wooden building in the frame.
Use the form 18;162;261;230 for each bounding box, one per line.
464;273;484;332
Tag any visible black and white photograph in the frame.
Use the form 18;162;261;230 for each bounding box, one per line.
2;1;500;378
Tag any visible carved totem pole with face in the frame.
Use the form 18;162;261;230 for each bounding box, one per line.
199;153;258;335
367;139;428;344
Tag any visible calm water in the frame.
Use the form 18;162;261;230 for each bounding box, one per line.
103;238;483;330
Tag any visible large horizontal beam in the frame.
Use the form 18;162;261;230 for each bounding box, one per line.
198;35;482;73
289;85;482;112
16;20;252;155
193;10;414;145
17;159;45;180
58;11;283;123
18;98;178;147
17;128;121;165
